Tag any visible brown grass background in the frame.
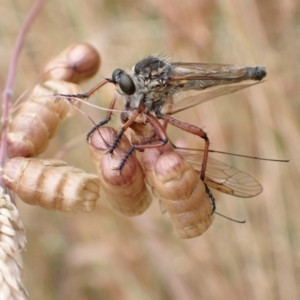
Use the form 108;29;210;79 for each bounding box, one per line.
1;0;299;299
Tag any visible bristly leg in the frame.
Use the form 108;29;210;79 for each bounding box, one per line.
204;183;216;214
54;92;89;100
86;96;117;141
54;79;112;140
55;79;109;100
113;113;168;172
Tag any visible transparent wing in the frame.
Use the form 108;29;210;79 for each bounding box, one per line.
163;62;266;115
170;62;265;80
176;150;263;198
166;82;263;115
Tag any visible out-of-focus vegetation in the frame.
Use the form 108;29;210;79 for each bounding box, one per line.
1;0;299;299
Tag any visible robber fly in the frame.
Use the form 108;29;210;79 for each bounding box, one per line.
57;55;266;181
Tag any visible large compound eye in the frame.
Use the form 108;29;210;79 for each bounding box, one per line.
118;74;136;95
111;69;123;83
111;69;136;95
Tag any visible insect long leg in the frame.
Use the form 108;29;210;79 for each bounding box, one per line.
160;115;209;181
115;113;168;171
203;183;216;214
86;96;117;140
108;110;140;161
55;79;110;99
162;119;169;131
54;79;113;140
137;114;169;150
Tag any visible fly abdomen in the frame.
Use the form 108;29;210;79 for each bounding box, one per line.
247;66;267;81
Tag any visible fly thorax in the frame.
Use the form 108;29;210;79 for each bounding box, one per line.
142;78;167;108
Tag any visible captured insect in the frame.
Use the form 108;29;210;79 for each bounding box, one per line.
57;55;266;182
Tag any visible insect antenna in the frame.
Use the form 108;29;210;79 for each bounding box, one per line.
214;211;246;224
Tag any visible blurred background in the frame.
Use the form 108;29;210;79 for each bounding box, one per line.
1;0;299;299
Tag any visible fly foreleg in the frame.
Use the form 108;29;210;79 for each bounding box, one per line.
54;79;109;100
54;79;113;140
86;96;117;141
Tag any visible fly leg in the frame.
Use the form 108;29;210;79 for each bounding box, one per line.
54;79;116;141
159;115;209;181
86;96;117;141
204;183;216;214
54;79;109;99
114;113;168;171
108;109;140;159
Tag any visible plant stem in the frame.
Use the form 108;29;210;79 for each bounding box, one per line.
0;0;47;188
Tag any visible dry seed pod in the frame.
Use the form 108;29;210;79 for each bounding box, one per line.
89;127;152;216
7;80;81;157
2;157;100;213
143;144;215;239
43;43;100;83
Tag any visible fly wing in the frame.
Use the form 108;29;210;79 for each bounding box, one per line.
164;62;266;115
166;82;263;114
170;62;266;80
176;150;263;198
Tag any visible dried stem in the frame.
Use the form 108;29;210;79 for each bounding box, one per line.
0;0;47;186
0;1;47;299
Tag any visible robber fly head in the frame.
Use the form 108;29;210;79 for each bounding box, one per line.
108;69;136;95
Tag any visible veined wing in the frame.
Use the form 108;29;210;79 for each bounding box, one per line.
163;62;266;115
170;62;266;81
166;82;263;114
176;150;263;198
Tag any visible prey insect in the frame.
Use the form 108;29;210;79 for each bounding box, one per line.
57;55;266;181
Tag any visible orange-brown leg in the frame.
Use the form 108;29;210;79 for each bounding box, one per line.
107;110;140;155
160;115;209;181
114;113;168;171
55;79;110;99
54;78;113;140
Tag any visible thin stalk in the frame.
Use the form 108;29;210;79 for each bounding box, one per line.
0;0;47;187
